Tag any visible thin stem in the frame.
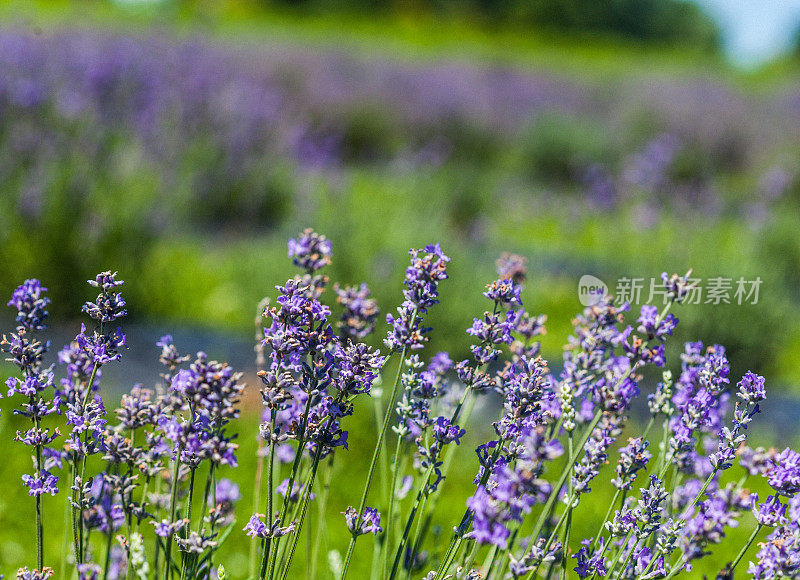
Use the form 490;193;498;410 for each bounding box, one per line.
249;437;265;580
278;449;325;580
33;412;44;570
341;342;410;580
586;538;612;580
602;528;636;578
310;455;334;580
373;393;390;509
389;463;436;580
662;555;688;580
612;534;639;578
483;545;500;580
404;486;431;580
35;491;43;570
274;393;315;530
261;440;278;580
460;540;480;576
528;409;605;544
729;523;763;573
198;464;215;532
164;448;183;580
59;491;70;580
590;488;621;551
560;434;575;580
383;434;405;578
688;467;719;509
527;495;573;580
435;438;506;579
185;467;197;528
71;454;81;568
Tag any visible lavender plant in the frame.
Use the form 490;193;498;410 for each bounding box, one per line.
0;230;796;579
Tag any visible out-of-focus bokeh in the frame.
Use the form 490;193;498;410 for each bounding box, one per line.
2;0;800;384
1;0;799;575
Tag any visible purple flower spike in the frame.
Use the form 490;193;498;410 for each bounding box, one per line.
287;228;332;273
342;505;382;536
244;513;269;538
22;470;58;497
738;371;766;404
7;279;50;331
753;495;788;527
483;278;522;306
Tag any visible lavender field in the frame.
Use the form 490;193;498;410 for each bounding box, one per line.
1;26;799;388
2;5;800;579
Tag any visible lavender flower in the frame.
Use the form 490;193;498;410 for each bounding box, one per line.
635;475;669;538
82;272;126;322
612;437;651;490
21;471;59;497
244;514;268;538
16;568;54;580
754;495;788;527
509;538;562;577
573;539;607;578
334;282;379;339
483;278;522;306
571;417;620;497
767;448;800;497
287;228;332;273
342;506;382;536
7;279;50;331
739;446;776;477
495;253;527;285
333;341;386;396
709;371;765;471
151;518;187;538
432;417;465;446
76;563;101;580
749;524;800;578
385;244;450;351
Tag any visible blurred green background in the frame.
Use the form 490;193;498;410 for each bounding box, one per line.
1;0;799;577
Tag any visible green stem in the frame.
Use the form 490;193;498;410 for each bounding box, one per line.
310;455;334;580
33;412;43;571
198;464;215;533
59;491;70;580
250;437;265;580
434;438;506;579
404;486;431;580
662;555;687;580
383;434;405;578
528;409;605;545
278;448;325;580
602;528;636;579
341;343;410;580
483;545;500;580
271;392;316;566
526;495;573;580
261;435;276;580
389;463;436;580
71;455;81;568
164;448;183;580
729;523;763;574
590;488;621;551
103;529;114;579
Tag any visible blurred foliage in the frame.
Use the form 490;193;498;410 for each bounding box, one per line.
0;5;797;393
244;0;720;50
0;19;798;387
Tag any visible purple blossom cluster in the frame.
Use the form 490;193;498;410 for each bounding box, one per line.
1;230;795;580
